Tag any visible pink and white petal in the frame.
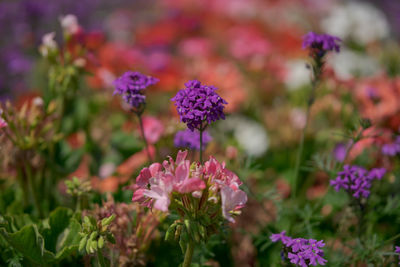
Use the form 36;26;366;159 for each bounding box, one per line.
136;167;152;187
176;150;188;165
177;178;206;193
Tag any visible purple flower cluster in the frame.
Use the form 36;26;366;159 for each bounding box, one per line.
171;80;227;131
113;71;158;109
174;129;212;151
302;32;341;56
270;231;327;267
382;136;400;156
330;165;386;198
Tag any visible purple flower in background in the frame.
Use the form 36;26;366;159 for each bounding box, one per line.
302;32;341;56
113;71;158;110
333;143;350;162
171;80;227;131
270;231;327;267
270;231;291;243
330;165;386;199
382;136;400;156
174;129;212;151
395;246;400;265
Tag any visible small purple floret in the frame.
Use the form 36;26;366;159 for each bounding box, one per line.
171;80;227;131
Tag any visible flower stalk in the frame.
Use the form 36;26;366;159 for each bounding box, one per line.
182;240;195;267
137;112;153;162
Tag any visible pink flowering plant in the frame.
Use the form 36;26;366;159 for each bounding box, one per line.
130;150;247;266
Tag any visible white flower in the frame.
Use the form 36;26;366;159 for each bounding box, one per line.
321;2;390;44
328;48;382;80
32;97;43;107
284;60;311;91
39;32;57;57
99;163;116;179
221;116;269;157
59;14;79;34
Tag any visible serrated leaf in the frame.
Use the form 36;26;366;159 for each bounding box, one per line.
0;225;54;264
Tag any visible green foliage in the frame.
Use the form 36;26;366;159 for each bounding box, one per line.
0;207;81;265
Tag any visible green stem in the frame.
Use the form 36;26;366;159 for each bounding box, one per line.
137;113;153;162
292;60;322;199
75;196;81;212
182;241;194;267
199;128;203;164
97;249;106;267
292;101;311;199
25;160;44;218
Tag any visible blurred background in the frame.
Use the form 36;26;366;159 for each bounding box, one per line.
1;0;399;99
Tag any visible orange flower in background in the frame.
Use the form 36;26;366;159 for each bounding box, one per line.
354;75;400;124
195;59;247;112
87;43;144;89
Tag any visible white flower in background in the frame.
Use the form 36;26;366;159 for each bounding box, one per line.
99;162;116;179
32;97;43;107
221;116;269;157
39;32;57;57
329;48;381;80
284;60;311;90
59;14;79;35
321;2;390;44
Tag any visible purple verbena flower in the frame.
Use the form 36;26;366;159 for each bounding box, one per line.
330;165;386;199
271;231;327;267
302;32;341;55
174;129;212;151
171;80;227;131
113;71;158;110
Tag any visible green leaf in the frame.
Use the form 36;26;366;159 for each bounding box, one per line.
0;225;54;264
43;207;73;253
55;219;81;260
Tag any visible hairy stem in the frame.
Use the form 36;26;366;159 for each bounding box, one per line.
182;240;194;267
137;113;153;162
25;159;44;218
292;59;323;199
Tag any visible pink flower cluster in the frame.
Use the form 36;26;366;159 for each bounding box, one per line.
131;150;247;223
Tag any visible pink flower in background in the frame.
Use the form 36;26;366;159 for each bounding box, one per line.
228;26;271;60
0;118;7;129
179;37;213;58
59;14;80;35
142;116;164;144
